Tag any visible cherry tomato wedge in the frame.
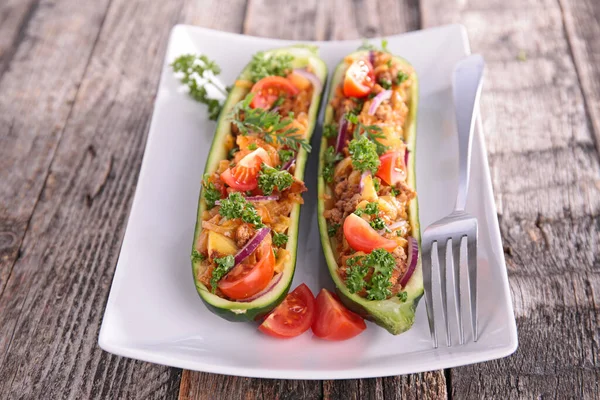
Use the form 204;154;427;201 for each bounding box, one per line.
220;148;271;191
218;240;275;300
250;76;299;109
343;213;398;253
259;283;315;338
312;289;366;341
343;59;375;98
376;151;406;186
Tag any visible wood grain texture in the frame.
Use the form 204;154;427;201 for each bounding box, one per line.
421;0;600;398
0;0;185;398
179;1;447;400
560;0;600;156
0;0;111;314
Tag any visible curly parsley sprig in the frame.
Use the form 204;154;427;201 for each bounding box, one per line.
345;249;397;300
171;54;229;120
219;192;264;228
230;94;311;152
258;164;294;195
210;255;235;293
248;52;294;82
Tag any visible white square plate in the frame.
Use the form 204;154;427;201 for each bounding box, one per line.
99;24;518;379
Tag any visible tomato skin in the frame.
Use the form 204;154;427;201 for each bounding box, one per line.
376;151;406;186
220;148;271;191
343;59;375;98
218;241;275;300
259;283;315;338
343;213;398;253
312;289;366;341
250;76;299;109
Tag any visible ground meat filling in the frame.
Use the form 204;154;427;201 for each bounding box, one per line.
323;49;416;300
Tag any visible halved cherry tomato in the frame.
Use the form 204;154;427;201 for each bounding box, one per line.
376;151;406;186
259;283;315;338
312;289;366;341
343;59;375;98
343;213;398;253
250;76;299;109
220;148;271;191
218;240;275;300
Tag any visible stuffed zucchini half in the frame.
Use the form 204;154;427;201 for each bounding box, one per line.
192;46;327;322
317;49;422;334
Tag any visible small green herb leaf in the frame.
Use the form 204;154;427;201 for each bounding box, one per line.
210;255;235;293
258;164;294;195
273;232;289;247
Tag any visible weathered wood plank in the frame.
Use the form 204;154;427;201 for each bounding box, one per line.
0;0;186;398
180;0;247;31
559;0;600;157
0;0;38;79
0;0;111;313
180;1;447;399
421;0;600;398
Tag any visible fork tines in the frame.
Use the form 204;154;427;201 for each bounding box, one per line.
422;222;478;348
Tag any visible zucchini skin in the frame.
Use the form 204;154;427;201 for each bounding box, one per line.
191;46;327;322
317;51;422;335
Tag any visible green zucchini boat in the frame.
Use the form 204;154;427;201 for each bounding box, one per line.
317;49;422;334
191;46;327;322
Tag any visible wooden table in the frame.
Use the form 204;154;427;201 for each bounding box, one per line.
1;0;599;398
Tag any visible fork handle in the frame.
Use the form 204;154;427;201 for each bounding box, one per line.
452;55;485;211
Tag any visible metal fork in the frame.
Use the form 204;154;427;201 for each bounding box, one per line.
422;54;485;348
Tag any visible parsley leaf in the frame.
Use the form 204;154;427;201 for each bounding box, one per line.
345;249;396;300
248;142;257;150
210;255;235;293
378;78;392;90
258;164;294;195
346;113;388;155
323;123;338;139
248;51;294;82
219;192;264;228
357;40;378;51
366;273;393;300
395;71;409;85
369;217;386;231
273;232;289;247
328;223;340;237
228;147;239;159
398;291;408;302
391;187;400;196
202;174;222;209
348;135;380;173
364;202;379;215
346;264;368;294
322;146;342;183
171;54;228;121
230;94;311;152
191;250;206;262
278;149;295;163
381;38;389;52
373;177;381;192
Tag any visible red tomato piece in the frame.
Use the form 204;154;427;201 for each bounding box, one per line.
343;213;398;253
258;283;315;338
220;148;271;191
343;59;375;98
250;76;299;109
312;289;366;341
218;240;275;300
376;151;406;186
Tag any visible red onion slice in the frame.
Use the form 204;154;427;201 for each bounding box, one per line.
404;149;409;168
244;195;279;202
335;116;348;153
368;90;392;115
232;227;270;266
282;157;296;170
293;68;322;92
368;50;375;66
399;236;418;288
359;171;370;191
237;273;283;302
215;195;279;205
